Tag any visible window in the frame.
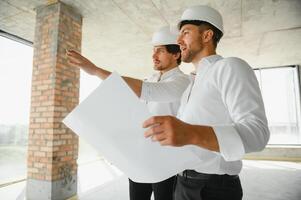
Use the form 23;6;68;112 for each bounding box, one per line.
0;36;33;185
254;66;301;145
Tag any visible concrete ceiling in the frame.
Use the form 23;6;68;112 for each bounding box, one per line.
1;0;301;78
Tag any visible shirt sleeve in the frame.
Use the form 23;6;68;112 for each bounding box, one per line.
212;57;270;161
141;75;191;102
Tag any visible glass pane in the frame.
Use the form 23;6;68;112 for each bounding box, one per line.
78;72;102;164
255;67;301;145
0;37;33;184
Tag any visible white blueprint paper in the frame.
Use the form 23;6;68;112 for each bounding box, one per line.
63;72;200;183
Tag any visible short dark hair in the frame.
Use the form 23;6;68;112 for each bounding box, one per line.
179;20;223;48
165;44;181;65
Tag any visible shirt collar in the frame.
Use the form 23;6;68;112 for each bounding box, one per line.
195;55;223;73
155;67;181;81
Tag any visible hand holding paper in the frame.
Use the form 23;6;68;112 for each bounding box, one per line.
63;72;200;183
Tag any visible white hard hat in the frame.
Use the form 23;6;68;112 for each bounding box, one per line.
151;26;178;46
178;5;224;34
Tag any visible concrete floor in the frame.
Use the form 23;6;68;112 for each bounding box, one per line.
1;160;300;200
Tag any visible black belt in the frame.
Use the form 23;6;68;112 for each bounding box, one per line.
178;170;238;180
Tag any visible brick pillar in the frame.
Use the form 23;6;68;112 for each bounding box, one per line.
27;1;81;199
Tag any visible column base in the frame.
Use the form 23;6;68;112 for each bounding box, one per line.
26;175;77;200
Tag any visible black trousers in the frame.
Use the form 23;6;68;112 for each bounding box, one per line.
129;176;176;200
174;170;243;200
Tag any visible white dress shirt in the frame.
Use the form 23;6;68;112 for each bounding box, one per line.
142;55;270;175
142;67;190;116
141;67;191;103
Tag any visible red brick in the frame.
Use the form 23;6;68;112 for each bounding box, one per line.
28;1;81;182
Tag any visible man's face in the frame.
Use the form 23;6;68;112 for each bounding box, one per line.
177;24;204;63
152;45;175;71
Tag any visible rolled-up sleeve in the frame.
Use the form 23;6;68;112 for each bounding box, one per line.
141;75;191;102
212;58;270;161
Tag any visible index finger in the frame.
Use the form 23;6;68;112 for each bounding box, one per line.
66;49;80;56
